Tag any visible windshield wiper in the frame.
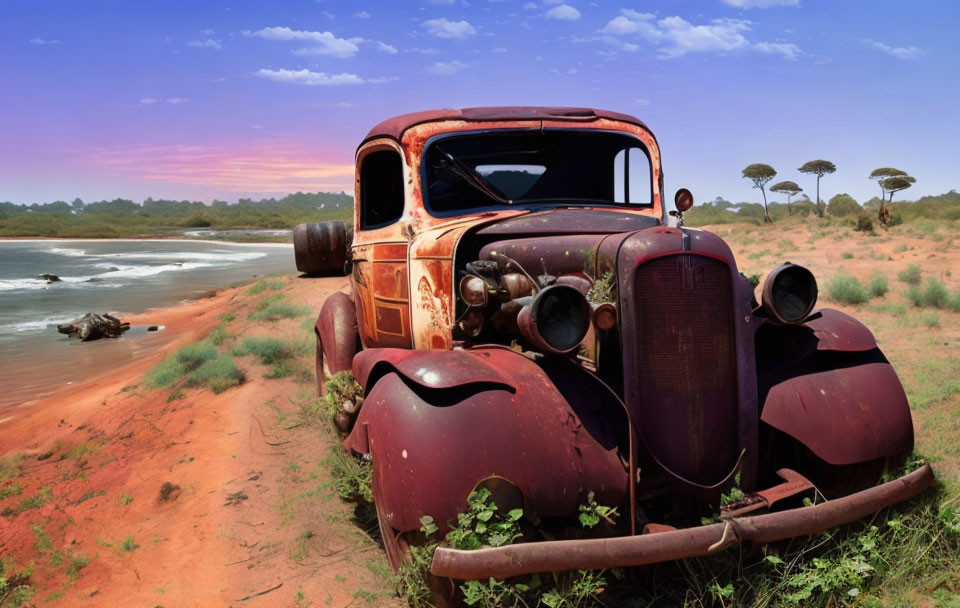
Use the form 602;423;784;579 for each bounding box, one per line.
435;146;514;206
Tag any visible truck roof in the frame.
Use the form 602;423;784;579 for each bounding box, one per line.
361;106;650;147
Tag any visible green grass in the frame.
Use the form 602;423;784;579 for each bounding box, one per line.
117;535;140;554
840;251;854;259
2;487;51;516
0;482;24;501
920;312;941;328
898;264;923;285
249;299;310;322
145;341;243;394
868;272;888;298
234;337;293;364
0;453;23;482
827;271;869;305
248;278;285;295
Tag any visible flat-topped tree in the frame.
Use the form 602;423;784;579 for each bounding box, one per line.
770;181;802;204
742;163;777;223
798;160;836;218
879;175;916;225
869;167;908;225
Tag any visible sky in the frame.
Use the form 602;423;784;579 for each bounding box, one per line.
2;0;958;208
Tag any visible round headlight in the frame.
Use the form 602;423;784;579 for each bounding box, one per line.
517;284;590;354
459;275;489;308
762;263;818;324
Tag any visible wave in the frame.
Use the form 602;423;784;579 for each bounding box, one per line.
0;278;126;292
0;262;210;292
0;315;81;334
44;247;267;263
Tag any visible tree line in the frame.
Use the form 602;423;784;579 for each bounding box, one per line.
741;160;917;226
0;192;353;238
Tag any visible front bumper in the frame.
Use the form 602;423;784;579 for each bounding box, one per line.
430;464;934;580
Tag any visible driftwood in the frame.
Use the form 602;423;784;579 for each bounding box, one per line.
56;313;130;341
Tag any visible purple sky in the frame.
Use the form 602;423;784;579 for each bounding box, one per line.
2;0;957;207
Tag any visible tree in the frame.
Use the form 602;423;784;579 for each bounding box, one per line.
882;175;916;205
741;163;777;223
798;160;836;218
869;167;908;226
769;181;802;204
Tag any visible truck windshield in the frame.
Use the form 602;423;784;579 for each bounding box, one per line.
424;130;652;215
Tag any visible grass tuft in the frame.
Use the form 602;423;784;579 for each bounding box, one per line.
868;272;888;298
234;337;292;365
827;271;869;305
145;341;243;394
248;278;284;295
898;264;923;285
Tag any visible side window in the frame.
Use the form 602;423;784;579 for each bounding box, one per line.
360;149;404;229
612;147;651;204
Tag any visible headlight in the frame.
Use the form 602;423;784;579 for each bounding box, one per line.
761;263;818;324
517;284;590;354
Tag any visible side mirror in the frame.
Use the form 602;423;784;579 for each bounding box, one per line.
674;188;694;213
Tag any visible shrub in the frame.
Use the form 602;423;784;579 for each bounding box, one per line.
235;337;292;365
827;271;869;305
855;215;874;233
146;342;243;393
920;312;941;328
188;357;243;393
249;296;309;322
898;264;922;285
248;278;284;295
841;251;854;260
919;279;949;308
869;272;889;298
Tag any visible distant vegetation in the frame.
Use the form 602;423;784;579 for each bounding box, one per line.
0;192;352;239
685;190;960;228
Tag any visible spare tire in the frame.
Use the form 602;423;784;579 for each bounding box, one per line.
293;221;349;275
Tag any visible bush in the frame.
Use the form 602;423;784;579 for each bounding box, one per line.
855;215;874;233
919;279;949;308
827;193;861;217
898;264;923;285
249;301;309;322
145;342;243;393
248;278;284;295
827;271;869;305
869;272;889;297
234;337;292;364
188;356;243;393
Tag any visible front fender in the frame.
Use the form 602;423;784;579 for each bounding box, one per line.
344;347;628;534
759;308;913;466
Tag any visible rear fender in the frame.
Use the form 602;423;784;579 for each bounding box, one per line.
315;292;359;375
344;347;628;533
758;310;912;466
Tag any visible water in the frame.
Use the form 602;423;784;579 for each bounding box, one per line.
0;239;295;411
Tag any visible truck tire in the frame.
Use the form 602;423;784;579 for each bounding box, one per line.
293;221;348;275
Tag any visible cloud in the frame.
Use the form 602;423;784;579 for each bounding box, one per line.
428;0;456;4
372;40;398;54
599;12;800;59
140;98;158;105
29;38;60;45
422;18;477;39
753;41;800;60
255;69;365;85
427;60;468;75
83;143;355;194
166;98;188;104
634;98;652;106
188;38;222;50
201;29;216;35
245;26;361;58
862;38;925;60
354;11;370;18
523;2;538;9
545;5;581;20
720;0;799;7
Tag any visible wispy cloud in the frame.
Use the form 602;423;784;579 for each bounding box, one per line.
354;11;370;18
245;26;361;58
29;38;60;45
83;143;355;193
140;98;158;105
422;18;477;39
862;38;925;60
166;98;188;104
545;5;581;20
372;41;398;54
720;0;799;8
599;11;800;59
187;38;222;50
255;68;366;86
427;60;468;75
141;98;188;105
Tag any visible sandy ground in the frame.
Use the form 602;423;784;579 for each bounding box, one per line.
0;275;400;607
2;218;957;607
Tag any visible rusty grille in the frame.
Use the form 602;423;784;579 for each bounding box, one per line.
630;253;739;485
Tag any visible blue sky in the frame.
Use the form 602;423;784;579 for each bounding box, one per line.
1;0;957;207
